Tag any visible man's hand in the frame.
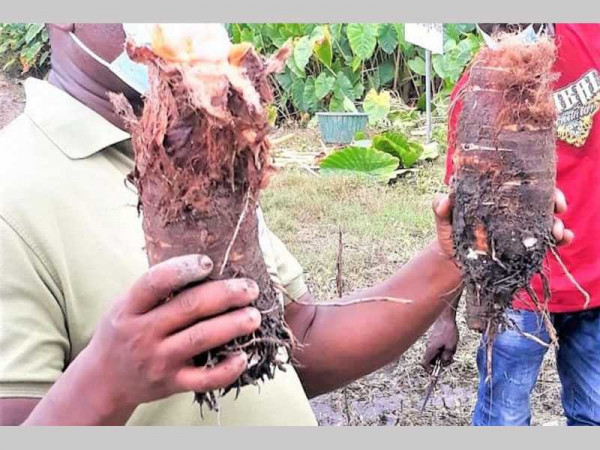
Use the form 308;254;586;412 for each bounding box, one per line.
433;187;574;259
425;187;574;374
421;311;460;373
23;254;261;425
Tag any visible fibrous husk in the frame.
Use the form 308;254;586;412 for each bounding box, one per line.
451;35;558;335
110;25;293;413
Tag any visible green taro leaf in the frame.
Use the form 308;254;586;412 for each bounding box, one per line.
315;72;335;100
275;69;293;91
294;35;314;71
346;23;378;61
291;78;306;110
368;69;381;91
240;28;254;44
378;59;396;85
20;40;43;71
378;24;398;54
408;56;426;76
231;24;243;43
333;72;355;100
444;24;461;42
329;95;344;112
314;25;333;68
372;131;424;168
24;23;44;44
353;80;365;100
363;89;391;125
286;54;306;78
303;77;318;112
329;23;343;43
320;146;400;179
342;96;358;113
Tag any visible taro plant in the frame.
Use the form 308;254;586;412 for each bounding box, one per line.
0;23;50;75
227;23;482;123
318;129;428;181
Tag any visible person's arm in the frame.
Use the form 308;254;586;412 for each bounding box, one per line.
286;241;460;398
421;288;462;373
285;194;459;397
286;190;572;398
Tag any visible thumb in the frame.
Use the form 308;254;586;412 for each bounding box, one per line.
433;193;452;222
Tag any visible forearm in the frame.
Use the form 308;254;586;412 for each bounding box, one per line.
292;241;462;398
23;345;135;426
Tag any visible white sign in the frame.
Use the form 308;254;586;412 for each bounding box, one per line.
405;23;444;55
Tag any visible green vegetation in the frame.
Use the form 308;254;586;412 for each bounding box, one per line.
228;23;482;121
0;23;50;75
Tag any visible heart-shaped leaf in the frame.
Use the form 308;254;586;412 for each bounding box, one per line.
320;146;400;180
346;23;378;61
407;56;426;76
363;89;391;125
315;72;335;100
314;25;333;68
294;35;314;71
333;72;355;100
378;24;398;54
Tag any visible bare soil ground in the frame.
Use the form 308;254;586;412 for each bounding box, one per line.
0;72;25;129
0;77;564;426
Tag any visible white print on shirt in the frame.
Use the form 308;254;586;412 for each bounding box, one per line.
553;69;600;147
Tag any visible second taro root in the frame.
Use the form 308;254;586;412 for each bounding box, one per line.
451;36;558;338
111;26;294;413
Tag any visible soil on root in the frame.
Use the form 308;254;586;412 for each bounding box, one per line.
451;36;558;336
111;39;294;413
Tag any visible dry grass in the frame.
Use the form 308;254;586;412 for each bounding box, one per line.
261;141;563;426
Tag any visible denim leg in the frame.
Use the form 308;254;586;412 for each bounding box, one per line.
473;309;550;426
555;308;600;426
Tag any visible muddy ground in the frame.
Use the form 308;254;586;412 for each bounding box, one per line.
0;74;565;426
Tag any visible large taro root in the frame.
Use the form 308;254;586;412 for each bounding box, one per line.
451;35;558;336
111;24;293;412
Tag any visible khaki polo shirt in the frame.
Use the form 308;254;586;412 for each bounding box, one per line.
0;78;317;426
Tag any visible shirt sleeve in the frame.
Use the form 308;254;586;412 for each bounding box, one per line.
0;216;70;398
256;208;309;306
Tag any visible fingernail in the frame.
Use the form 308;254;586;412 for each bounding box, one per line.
199;256;213;271
247;307;261;323
245;279;259;295
236;352;248;365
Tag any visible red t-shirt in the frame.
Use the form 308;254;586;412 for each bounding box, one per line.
445;24;600;313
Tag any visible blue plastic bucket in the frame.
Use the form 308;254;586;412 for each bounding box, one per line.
316;112;369;145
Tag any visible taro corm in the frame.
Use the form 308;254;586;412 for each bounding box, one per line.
111;23;293;413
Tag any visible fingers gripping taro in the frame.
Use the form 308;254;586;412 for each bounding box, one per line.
451;35;558;337
110;24;293;413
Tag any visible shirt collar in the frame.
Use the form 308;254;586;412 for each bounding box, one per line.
23;78;131;159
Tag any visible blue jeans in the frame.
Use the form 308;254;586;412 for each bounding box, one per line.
473;307;600;426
